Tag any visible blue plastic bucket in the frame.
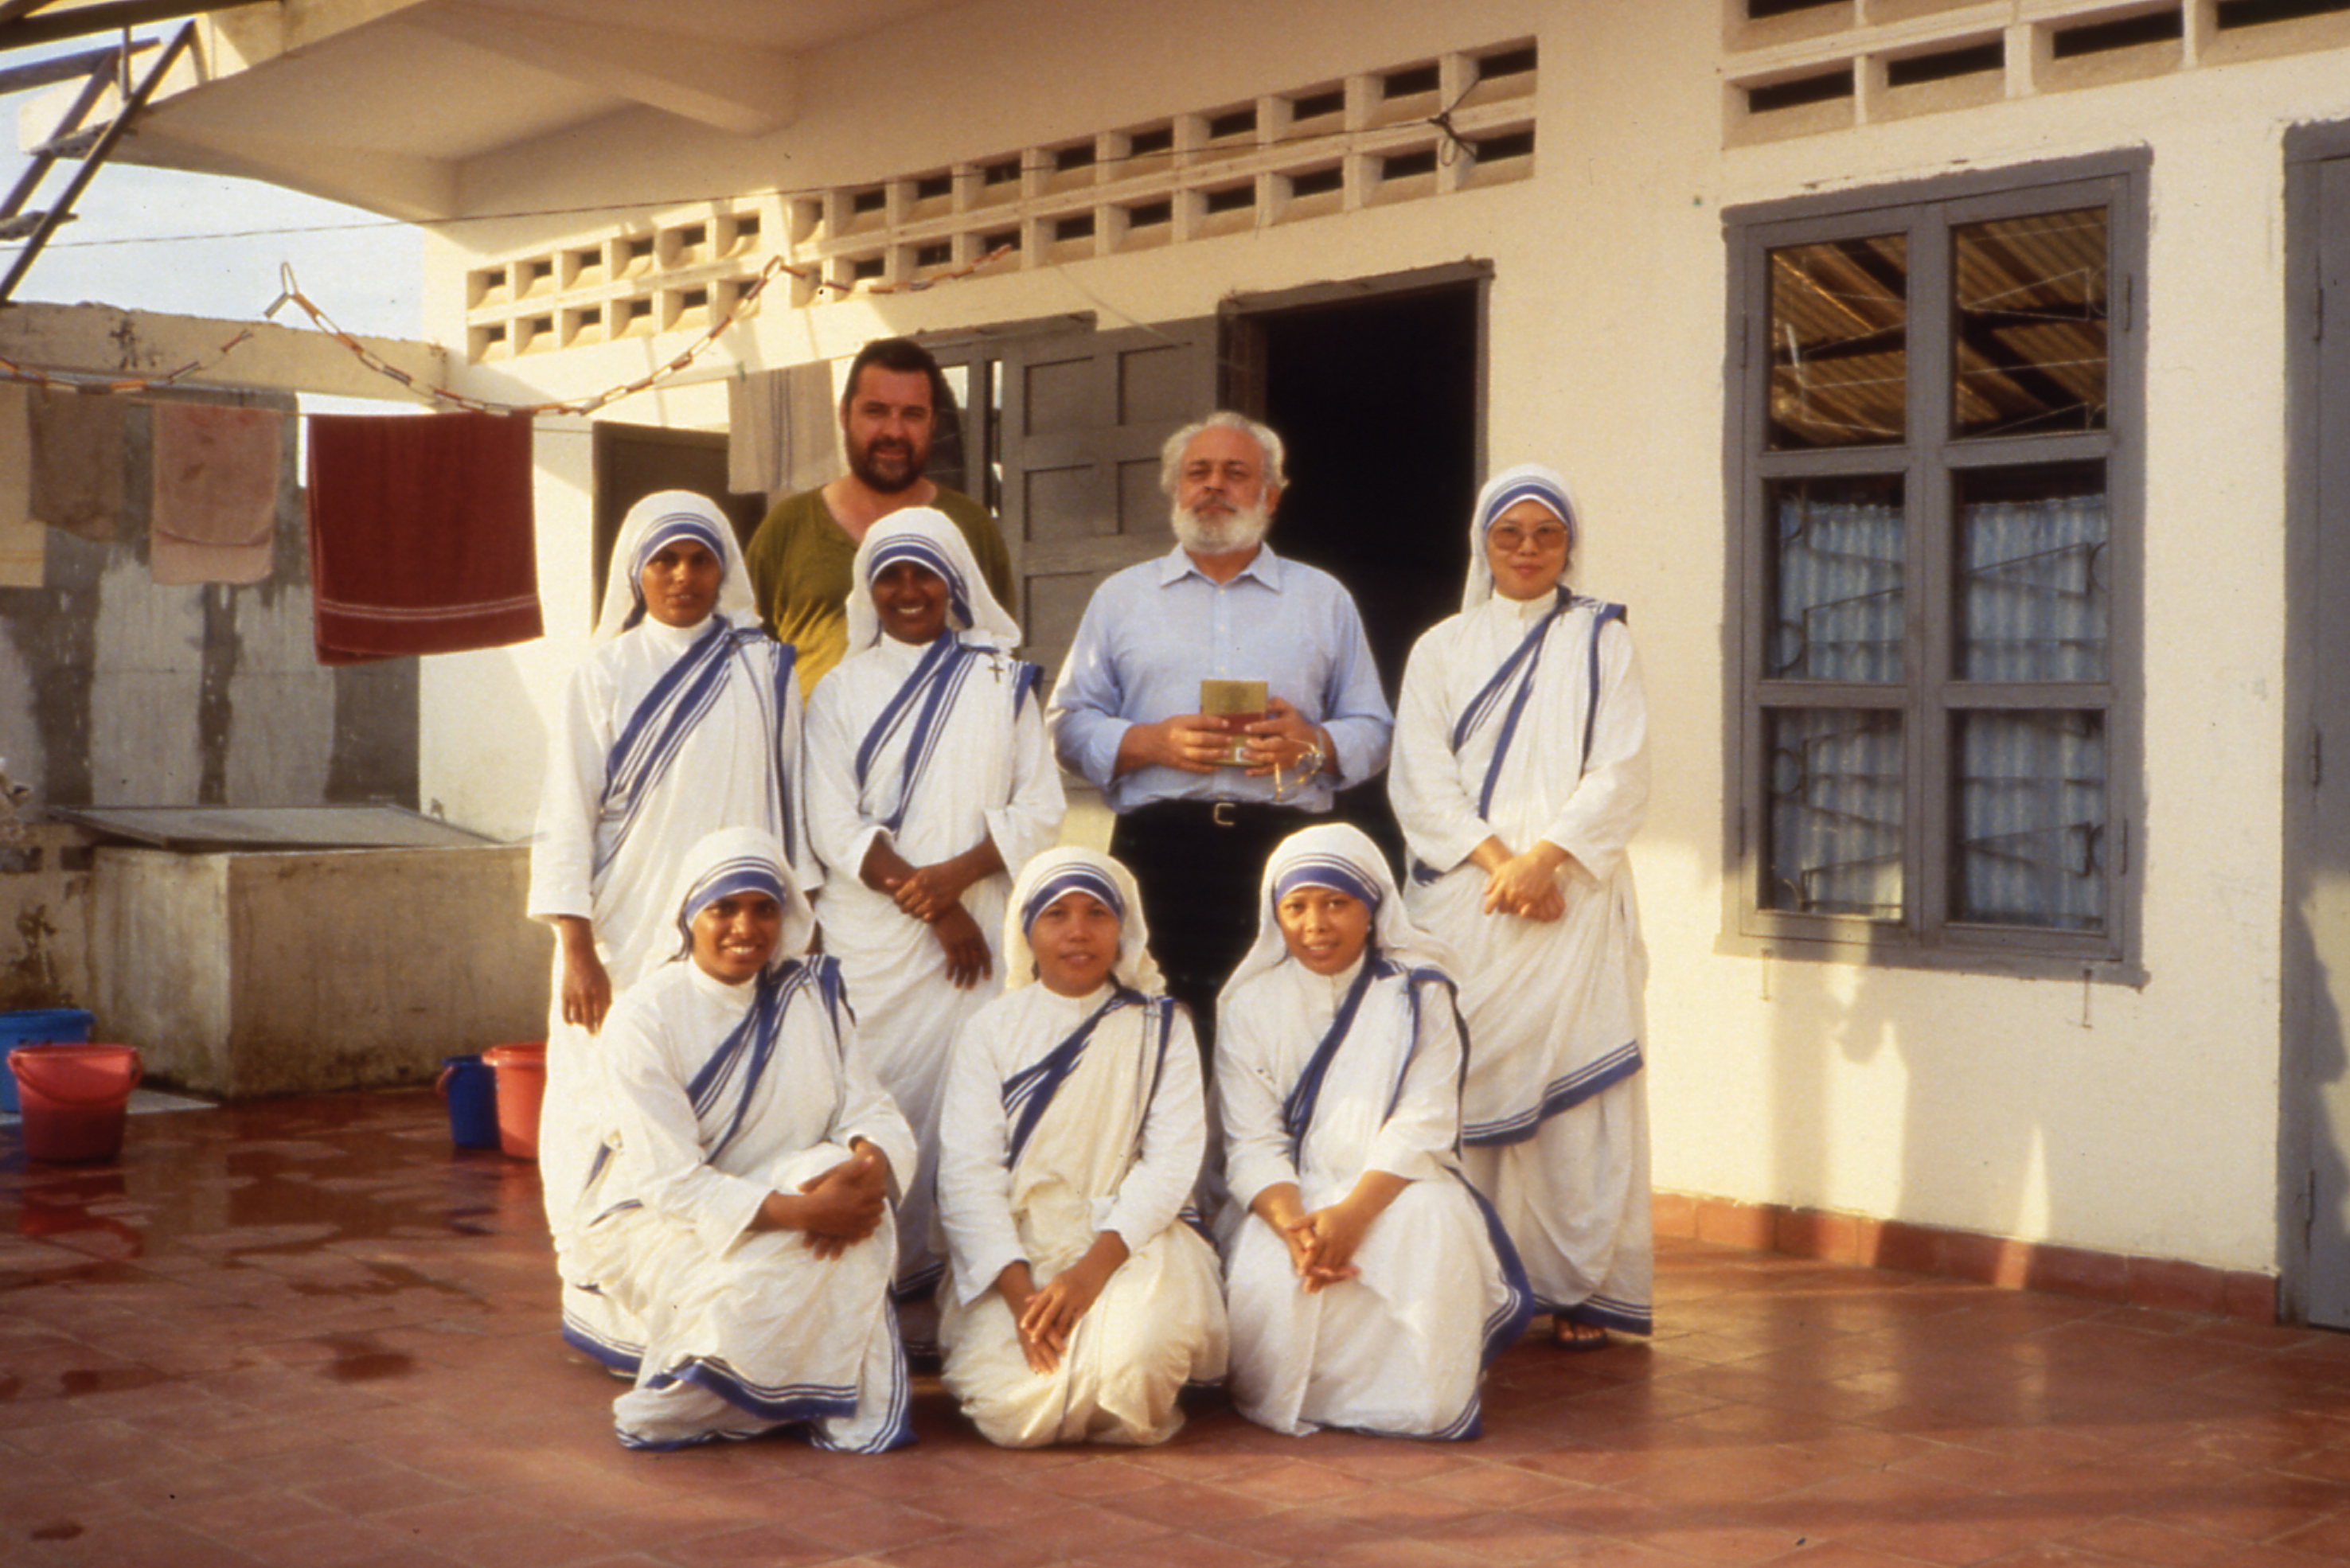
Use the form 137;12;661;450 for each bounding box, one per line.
436;1054;502;1150
0;1009;95;1115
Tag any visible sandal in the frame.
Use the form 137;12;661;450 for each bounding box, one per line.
1553;1317;1611;1352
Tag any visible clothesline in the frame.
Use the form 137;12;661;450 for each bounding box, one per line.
0;244;1015;411
275;248;1013;415
0;328;258;396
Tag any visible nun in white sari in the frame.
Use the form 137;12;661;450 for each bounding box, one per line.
1388;463;1653;1344
933;848;1228;1447
573;827;915;1453
528;490;815;1368
806;509;1065;1349
1217;824;1532;1439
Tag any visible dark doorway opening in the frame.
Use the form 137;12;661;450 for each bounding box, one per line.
1229;271;1486;861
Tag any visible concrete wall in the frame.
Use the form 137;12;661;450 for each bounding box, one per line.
389;0;2350;1277
92;843;548;1098
0;824;94;1014
0;303;451;1038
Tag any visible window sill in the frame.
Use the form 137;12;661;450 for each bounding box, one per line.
1712;926;2148;988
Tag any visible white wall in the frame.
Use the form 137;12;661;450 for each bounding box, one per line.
1681;49;2344;1274
413;0;2350;1275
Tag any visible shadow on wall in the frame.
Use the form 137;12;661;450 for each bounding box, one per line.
1753;909;2270;1304
2284;872;2350;1327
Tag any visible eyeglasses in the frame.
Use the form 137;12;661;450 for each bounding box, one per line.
1489;524;1569;552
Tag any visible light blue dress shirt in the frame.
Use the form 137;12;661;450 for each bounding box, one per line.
1046;543;1395;814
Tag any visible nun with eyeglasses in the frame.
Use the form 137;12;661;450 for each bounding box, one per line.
803;507;1066;1358
527;490;818;1373
1387;463;1654;1352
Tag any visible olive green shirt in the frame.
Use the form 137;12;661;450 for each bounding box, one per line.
743;485;1013;695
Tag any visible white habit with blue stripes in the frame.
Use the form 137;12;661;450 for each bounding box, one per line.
1218;953;1529;1439
576;952;915;1452
1390;581;1654;1336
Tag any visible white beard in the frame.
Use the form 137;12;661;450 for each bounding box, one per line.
1171;498;1272;556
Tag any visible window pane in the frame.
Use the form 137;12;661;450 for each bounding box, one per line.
1951;710;2106;930
1953;208;2107;438
1955;463;2109;681
1770;476;1904;681
1767;234;1907;450
1765;708;1903;917
932;363;972;497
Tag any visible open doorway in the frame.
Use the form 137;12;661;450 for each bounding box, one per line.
1226;265;1488;858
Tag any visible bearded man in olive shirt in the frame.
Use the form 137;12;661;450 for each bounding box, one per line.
744;337;1014;692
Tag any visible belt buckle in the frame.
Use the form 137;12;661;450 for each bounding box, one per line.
1211;800;1236;828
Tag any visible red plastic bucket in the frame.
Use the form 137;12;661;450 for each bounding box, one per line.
10;1043;141;1163
482;1043;546;1160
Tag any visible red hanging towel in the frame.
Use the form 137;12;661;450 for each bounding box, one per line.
306;410;542;664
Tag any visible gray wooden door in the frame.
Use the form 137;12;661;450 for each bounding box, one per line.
995;319;1217;680
2287;142;2350;1328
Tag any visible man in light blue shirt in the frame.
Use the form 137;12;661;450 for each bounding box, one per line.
1047;411;1393;1035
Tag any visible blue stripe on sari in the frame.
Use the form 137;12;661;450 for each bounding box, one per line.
681;961;832;1166
1446;597;1629;825
1278;957;1390;1160
1001;985;1149;1164
1583;603;1626;763
1556;1291;1653;1336
764;631;798;852
594;617;737;885
852;635;974;836
1272;855;1382;911
854;636;1040;837
560;1289;646;1375
1448;599;1569;821
1460;1038;1643;1147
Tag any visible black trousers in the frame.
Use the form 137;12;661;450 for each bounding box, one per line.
1109;798;1315;1052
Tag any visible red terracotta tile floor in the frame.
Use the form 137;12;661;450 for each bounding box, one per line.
5;1090;2350;1567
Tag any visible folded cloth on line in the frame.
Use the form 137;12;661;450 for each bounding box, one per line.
728;360;838;497
306;410;541;664
150;402;283;587
27;387;126;541
0;386;42;588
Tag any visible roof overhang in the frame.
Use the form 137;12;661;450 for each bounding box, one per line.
9;0;974;220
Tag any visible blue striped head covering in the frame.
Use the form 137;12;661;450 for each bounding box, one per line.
1271;852;1382;914
627;507;730;630
865;532;972;632
677;855;787;943
598;490;755;642
1001;848;1163;995
669;827;814;968
1476;470;1576;550
1020;863;1126;937
1220;822;1458;1004
1465;462;1580;612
